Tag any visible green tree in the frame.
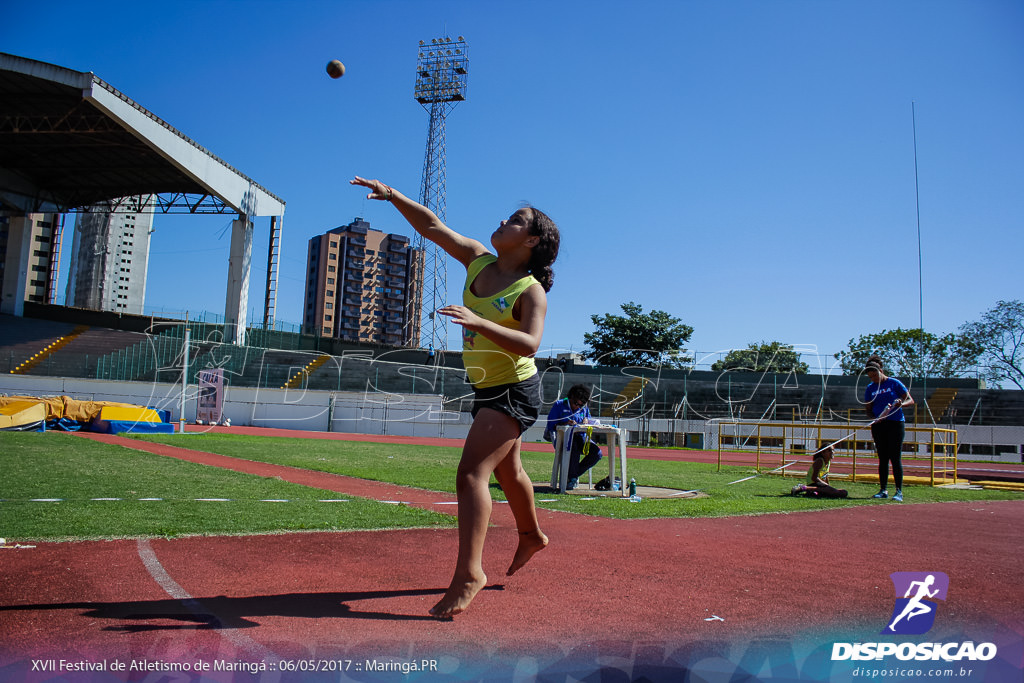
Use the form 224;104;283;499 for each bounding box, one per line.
711;341;809;374
583;301;693;368
834;328;979;378
958;300;1024;389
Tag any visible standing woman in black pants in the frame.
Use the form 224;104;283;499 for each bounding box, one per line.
863;355;915;502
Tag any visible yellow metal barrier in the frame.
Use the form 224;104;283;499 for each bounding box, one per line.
716;421;958;487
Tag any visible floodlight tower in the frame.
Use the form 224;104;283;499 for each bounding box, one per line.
410;35;468;350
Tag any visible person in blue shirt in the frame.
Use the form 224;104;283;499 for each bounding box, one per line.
863;355;915;502
544;384;603;490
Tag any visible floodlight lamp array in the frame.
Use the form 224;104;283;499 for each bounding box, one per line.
414;36;469;104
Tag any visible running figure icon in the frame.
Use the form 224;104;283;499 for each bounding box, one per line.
888;574;939;631
883;572;949;635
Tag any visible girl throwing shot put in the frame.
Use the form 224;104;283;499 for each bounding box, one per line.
350;176;559;618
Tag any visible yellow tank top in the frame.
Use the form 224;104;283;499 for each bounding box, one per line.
461;254;539;388
807;458;830;485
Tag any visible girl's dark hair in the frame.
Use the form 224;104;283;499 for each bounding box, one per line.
525;206;559;292
865;354;884;373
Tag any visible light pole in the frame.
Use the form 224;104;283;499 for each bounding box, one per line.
410;36;469;350
912;102;926;414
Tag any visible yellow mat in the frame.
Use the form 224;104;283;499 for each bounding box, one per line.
0;400;46;429
0;395;142;422
97;405;164;423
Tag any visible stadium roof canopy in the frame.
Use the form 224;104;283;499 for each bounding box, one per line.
0;52;285;217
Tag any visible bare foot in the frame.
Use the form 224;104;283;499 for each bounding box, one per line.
429;572;487;619
506;529;549;576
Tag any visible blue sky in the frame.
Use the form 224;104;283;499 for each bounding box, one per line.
4;0;1022;371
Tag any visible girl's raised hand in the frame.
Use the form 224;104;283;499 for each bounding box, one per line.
350;176;391;201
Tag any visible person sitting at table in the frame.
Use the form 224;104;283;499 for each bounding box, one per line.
790;445;848;498
544;384;603;490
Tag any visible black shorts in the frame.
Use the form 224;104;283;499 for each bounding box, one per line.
471;373;541;436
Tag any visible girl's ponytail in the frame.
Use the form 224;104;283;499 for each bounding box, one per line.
526;206;559;292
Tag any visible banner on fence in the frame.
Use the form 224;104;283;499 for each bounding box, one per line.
196;368;225;424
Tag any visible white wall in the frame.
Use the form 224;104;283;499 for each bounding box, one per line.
0;374;461;439
1;375;1020;461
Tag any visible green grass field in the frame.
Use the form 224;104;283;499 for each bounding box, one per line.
1;431;1018;542
131;432;1020;518
0;432;453;541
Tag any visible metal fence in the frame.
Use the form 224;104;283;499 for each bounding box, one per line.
715;420;959;486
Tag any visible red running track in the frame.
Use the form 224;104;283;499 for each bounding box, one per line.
0;427;1021;681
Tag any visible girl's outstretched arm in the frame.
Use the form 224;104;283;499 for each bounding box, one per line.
351;176;489;268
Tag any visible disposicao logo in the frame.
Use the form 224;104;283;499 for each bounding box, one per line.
831;571;998;663
883;571;949;635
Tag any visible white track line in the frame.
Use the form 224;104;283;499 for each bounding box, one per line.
16;496;581;505
136;539;279;663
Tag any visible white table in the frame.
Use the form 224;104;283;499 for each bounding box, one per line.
549;424;628;496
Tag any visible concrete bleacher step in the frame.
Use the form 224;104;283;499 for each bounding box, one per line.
1;316;75;371
603;376;650;418
94;327;188;381
0;314;75;342
9;325;89;374
46;328;152;376
280;354;332;390
921;387;958;423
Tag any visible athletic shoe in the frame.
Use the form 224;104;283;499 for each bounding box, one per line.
893;490;903;502
566;477;578;491
872;490;888;499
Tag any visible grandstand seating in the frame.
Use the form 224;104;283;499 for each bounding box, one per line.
3;309;1023;426
8;324;87;374
1;315;77;373
280;354;332;390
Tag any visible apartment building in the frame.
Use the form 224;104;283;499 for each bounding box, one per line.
303;217;420;346
0;212;63;307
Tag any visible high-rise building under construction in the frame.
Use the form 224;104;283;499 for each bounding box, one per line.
65;200;153;314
